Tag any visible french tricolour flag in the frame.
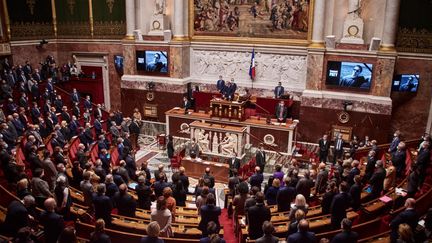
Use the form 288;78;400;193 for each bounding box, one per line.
249;49;256;81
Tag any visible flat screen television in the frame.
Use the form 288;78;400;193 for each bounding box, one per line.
392;74;419;92
326;61;373;90
114;55;124;73
136;50;168;74
136;51;146;71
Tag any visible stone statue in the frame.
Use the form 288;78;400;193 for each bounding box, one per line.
154;0;166;16
348;0;361;17
197;129;210;152
220;133;237;155
212;133;219;153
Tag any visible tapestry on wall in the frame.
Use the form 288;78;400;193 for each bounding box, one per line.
8;0;54;40
56;0;91;37
93;0;126;38
192;0;311;41
396;0;432;53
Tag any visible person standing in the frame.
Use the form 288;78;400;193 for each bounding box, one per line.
247;192;271;240
256;144;266;173
330;182;352;229
198;194;221;237
333;134;344;164
274;82;285;98
331;218;359;243
318;134;330;163
216;75;225;93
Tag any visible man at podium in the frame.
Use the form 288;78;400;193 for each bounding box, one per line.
222;78;237;101
275;100;288;123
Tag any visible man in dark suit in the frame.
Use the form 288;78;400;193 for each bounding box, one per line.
84;95;92;110
256;144;266;173
30;102;41;124
333;133;344;164
61;106;71;124
388;130;401;153
3;195;36;237
330;181;352;229
182;96;191;114
274;81;284;98
94;117;103;138
315;162;328;194
416;141;430;186
179;167;190;191
71;88;80;104
275;100;288;122
113;184;137;218
93;183;113;227
198;194;221;236
389;198;418;243
391;142;407;177
331;218;359;243
216;75;225;93
318;134;330;163
228;154;241;177
286;219;317;243
249;166;264;189
364;150;377;182
40;198;64;243
369;160;386;199
202;167;215;189
247;192;271;240
276;177;296;212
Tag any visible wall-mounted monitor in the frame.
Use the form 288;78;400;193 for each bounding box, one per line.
392;74;419;92
136;50;168;75
114;55;124;74
325;61;373;90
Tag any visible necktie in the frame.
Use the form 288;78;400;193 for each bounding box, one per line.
279;105;283;118
337;139;341;150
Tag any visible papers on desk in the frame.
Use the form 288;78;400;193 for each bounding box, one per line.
396;187;407;197
203;161;211;165
379;195;392;203
273;122;281;126
281;123;286;126
232;101;239;104
173;107;181;110
214;163;223;167
196;158;202;162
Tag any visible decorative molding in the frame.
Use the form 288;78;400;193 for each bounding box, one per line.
0;43;11;55
396;28;432;54
301;89;392;115
190;49;307;91
10;22;54;40
93;20;126;38
121;74;190;92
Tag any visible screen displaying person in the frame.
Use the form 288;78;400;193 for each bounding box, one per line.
146;52;166;72
340;65;368;88
399;76;417;92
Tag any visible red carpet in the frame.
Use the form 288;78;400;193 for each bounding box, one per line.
136;151;159;164
220;208;238;243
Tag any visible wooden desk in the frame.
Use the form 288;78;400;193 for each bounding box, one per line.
210;99;246;121
166;108;298;154
182;158;229;183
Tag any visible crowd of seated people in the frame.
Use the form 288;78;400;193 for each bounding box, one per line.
0;58;432;243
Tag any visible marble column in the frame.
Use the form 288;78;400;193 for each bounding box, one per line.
310;0;326;47
125;0;135;40
380;0;401;51
427;96;432;134
173;0;185;39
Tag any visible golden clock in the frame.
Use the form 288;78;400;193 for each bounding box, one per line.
152;20;161;30
347;25;359;37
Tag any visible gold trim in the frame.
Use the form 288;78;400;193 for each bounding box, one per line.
188;0;314;46
124;34;135;40
172;36;191;42
379;45;396;52
89;0;94;37
2;0;10;40
308;41;325;48
51;0;57;37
